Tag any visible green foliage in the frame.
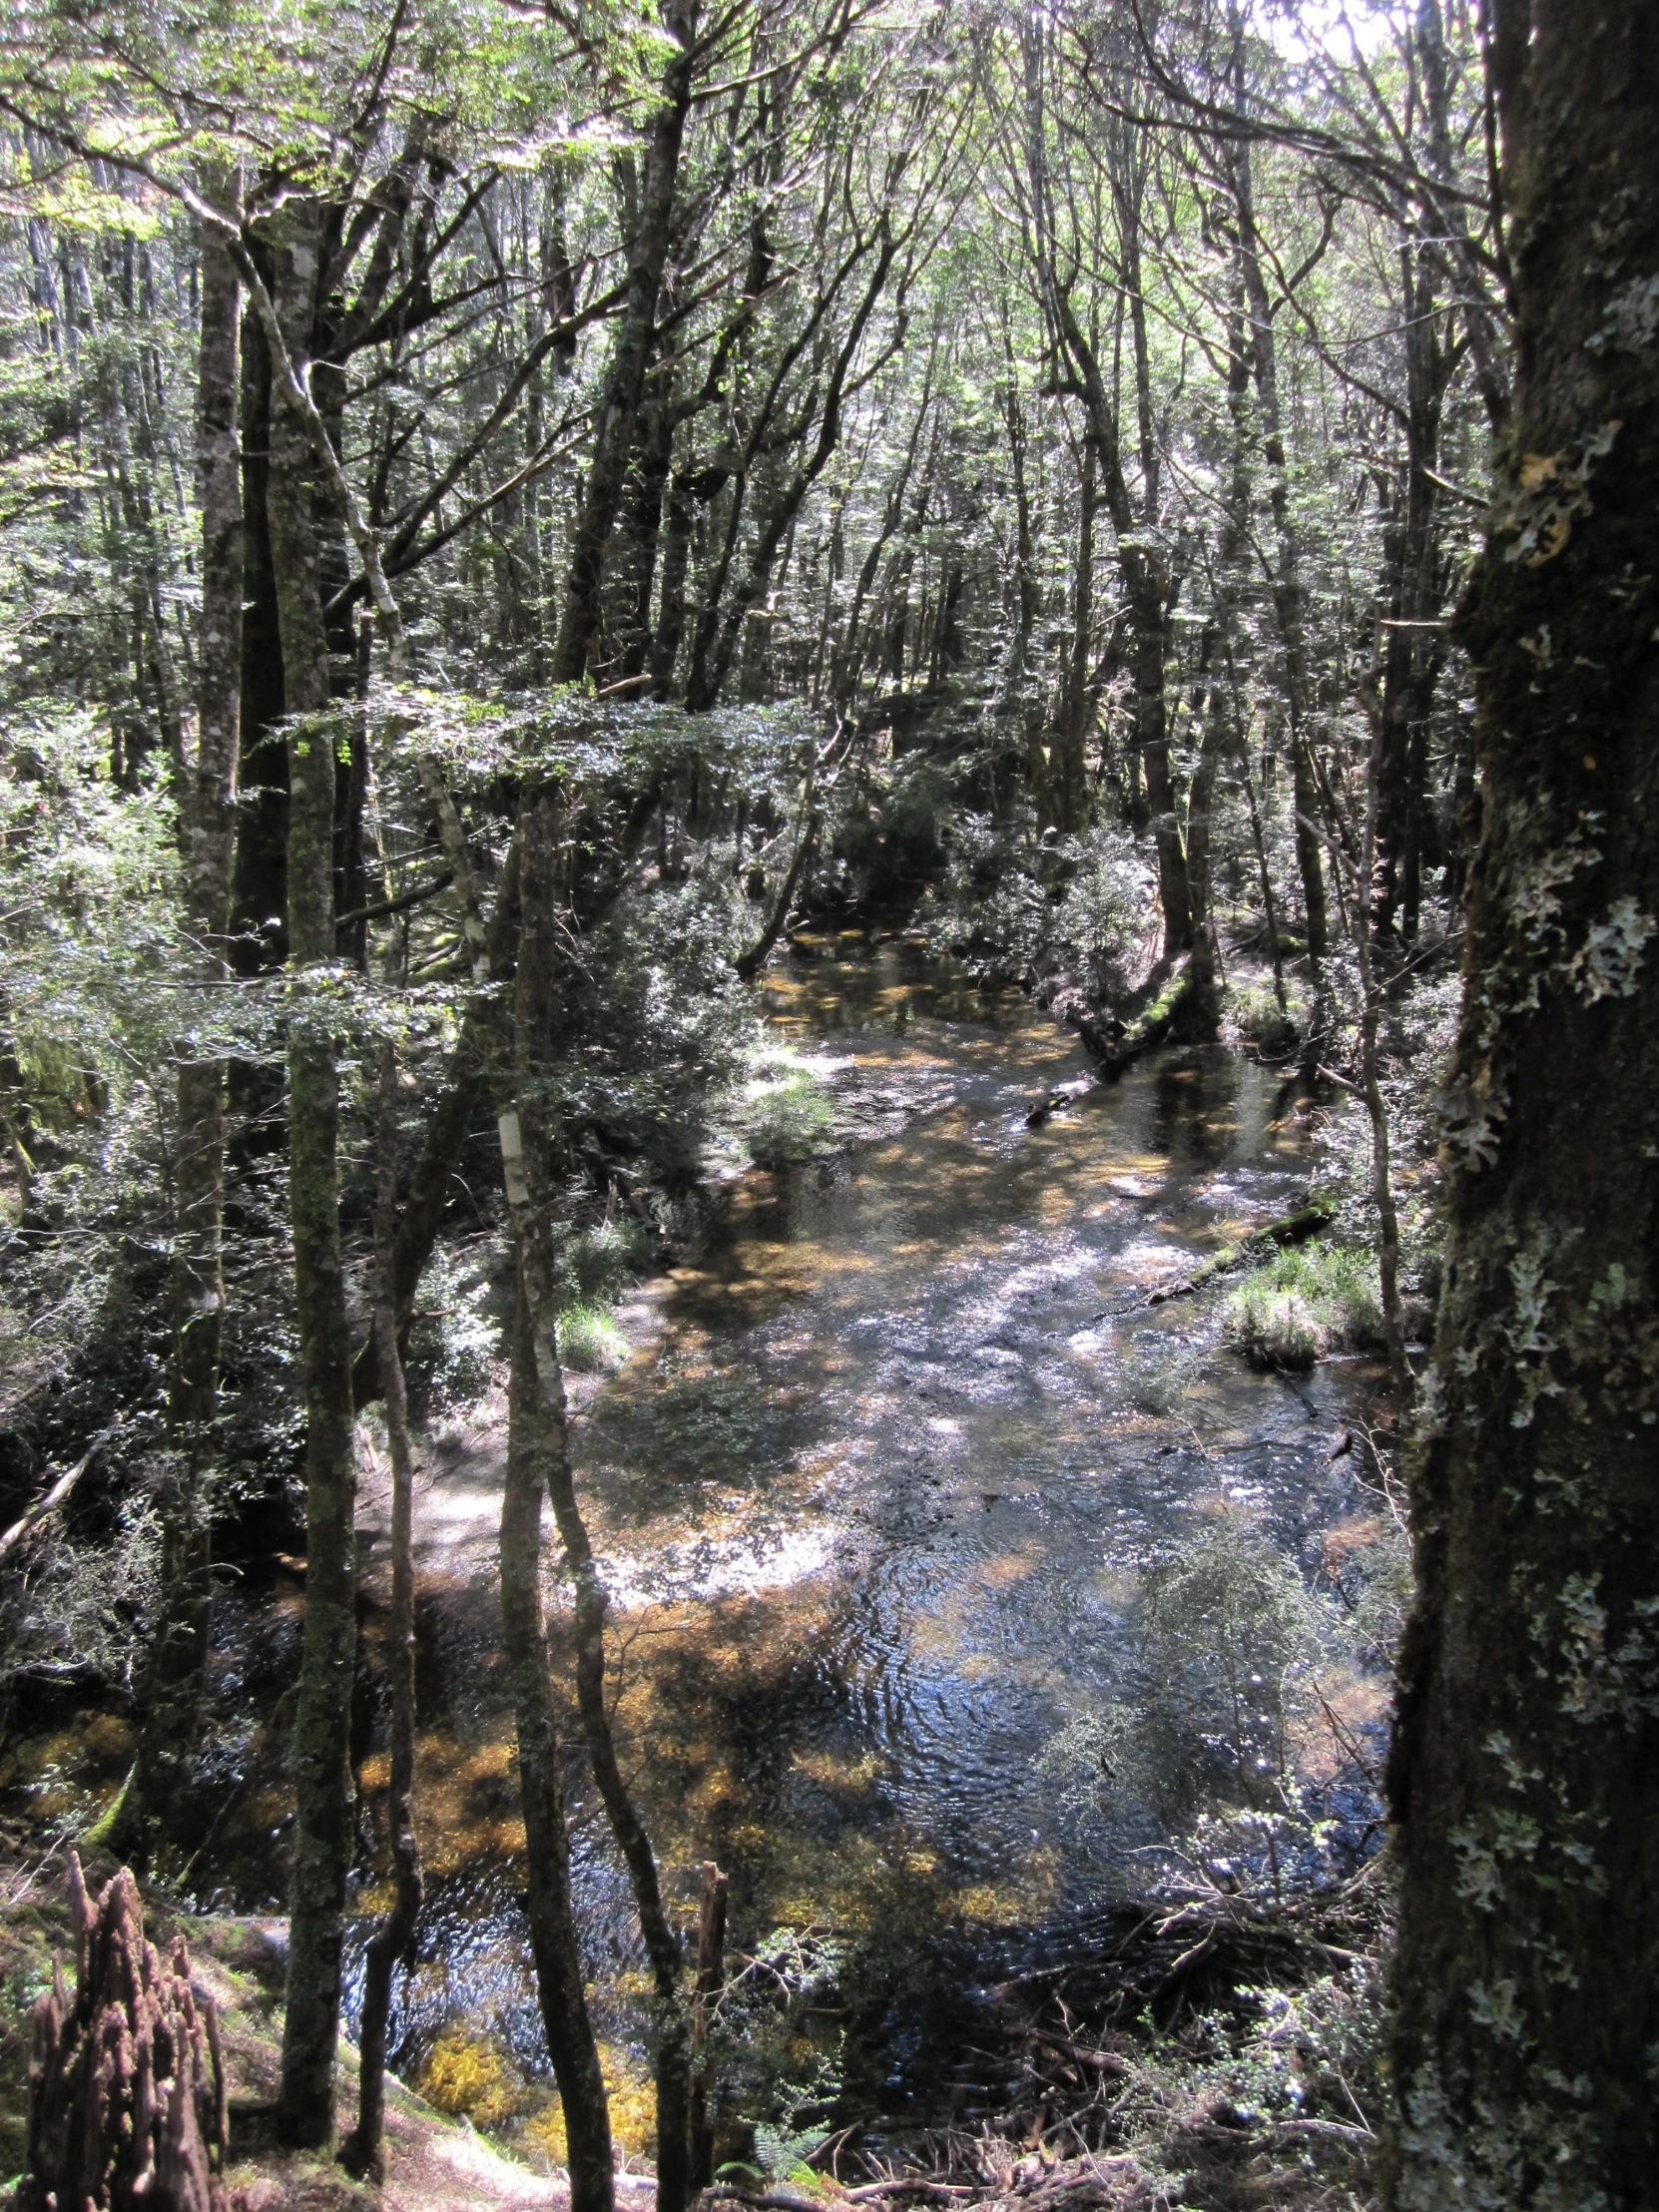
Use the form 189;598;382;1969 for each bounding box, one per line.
557;1302;629;1375
737;1043;835;1168
1;1490;161;1687
1037;1516;1338;1843
702;1928;848;2182
1224;1243;1384;1371
571;1214;649;1300
1227;982;1306;1057
930;813;1152;992
408;1242;506;1407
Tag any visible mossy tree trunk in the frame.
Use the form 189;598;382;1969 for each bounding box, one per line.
115;163;244;1868
1384;6;1659;2203
267;204;361;2151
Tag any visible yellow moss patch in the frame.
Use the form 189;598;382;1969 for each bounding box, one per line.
520;2041;658;2167
417;2031;529;2129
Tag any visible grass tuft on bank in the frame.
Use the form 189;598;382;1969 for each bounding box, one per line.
1224;1244;1383;1371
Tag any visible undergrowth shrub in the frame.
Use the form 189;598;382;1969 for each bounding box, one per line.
738;1044;834;1167
1227;982;1306;1057
558;1302;630;1373
409;1243;505;1406
1224;1244;1382;1371
572;1214;649;1299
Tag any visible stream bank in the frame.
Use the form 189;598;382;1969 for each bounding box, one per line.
2;940;1400;2204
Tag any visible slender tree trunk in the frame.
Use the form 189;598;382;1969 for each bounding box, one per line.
1375;243;1448;945
1385;7;1659;2202
649;470;697;700
500;1294;615;2212
1226;48;1328;958
115;166;244;1867
1055;433;1097;832
501;791;691;2212
687;1861;728;2191
682;230;898;714
269;207;360;2151
229;281;290;974
1357;651;1410;1386
344;1042;423;2180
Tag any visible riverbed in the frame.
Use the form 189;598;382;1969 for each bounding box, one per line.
323;936;1388;2139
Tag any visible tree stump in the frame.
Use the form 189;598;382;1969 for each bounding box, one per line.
23;1852;227;2212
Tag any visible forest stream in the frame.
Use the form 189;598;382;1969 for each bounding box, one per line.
3;936;1393;2163
174;934;1384;2155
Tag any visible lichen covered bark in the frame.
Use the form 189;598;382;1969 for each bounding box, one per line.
1384;7;1659;2204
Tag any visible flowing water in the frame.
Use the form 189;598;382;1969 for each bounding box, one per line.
321;936;1387;2137
50;937;1381;2143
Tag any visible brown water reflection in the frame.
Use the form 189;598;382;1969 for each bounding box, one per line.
552;941;1370;1941
92;941;1383;2135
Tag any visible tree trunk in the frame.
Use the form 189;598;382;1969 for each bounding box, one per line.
550;1;697;686
268;207;360;2151
500;1293;616;2212
501;790;692;2212
1226;54;1328;958
1375;241;1448;945
228;285;290;974
687;1861;728;2191
1055;433;1097;832
345;1041;423;2181
1384;7;1659;2203
115;166;243;1868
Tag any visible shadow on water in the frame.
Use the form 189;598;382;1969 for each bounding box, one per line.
80;937;1388;2139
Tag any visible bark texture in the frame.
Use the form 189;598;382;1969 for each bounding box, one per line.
501;1295;616;2212
23;1856;227;2212
345;1042;424;2179
1384;7;1659;2205
550;1;697;685
501;790;692;2212
116;166;244;1865
267;207;360;2149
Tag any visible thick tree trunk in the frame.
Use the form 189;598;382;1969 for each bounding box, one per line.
115;168;243;1867
267;208;360;2151
550;2;697;686
1384;7;1659;2204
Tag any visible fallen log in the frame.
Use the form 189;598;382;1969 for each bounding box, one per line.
1067;955;1205;1083
1025;1080;1098;1128
1145;1196;1337;1308
0;1446;100;1568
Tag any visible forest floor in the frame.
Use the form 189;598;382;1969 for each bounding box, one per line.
0;1830;602;2212
1;1824;1380;2212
